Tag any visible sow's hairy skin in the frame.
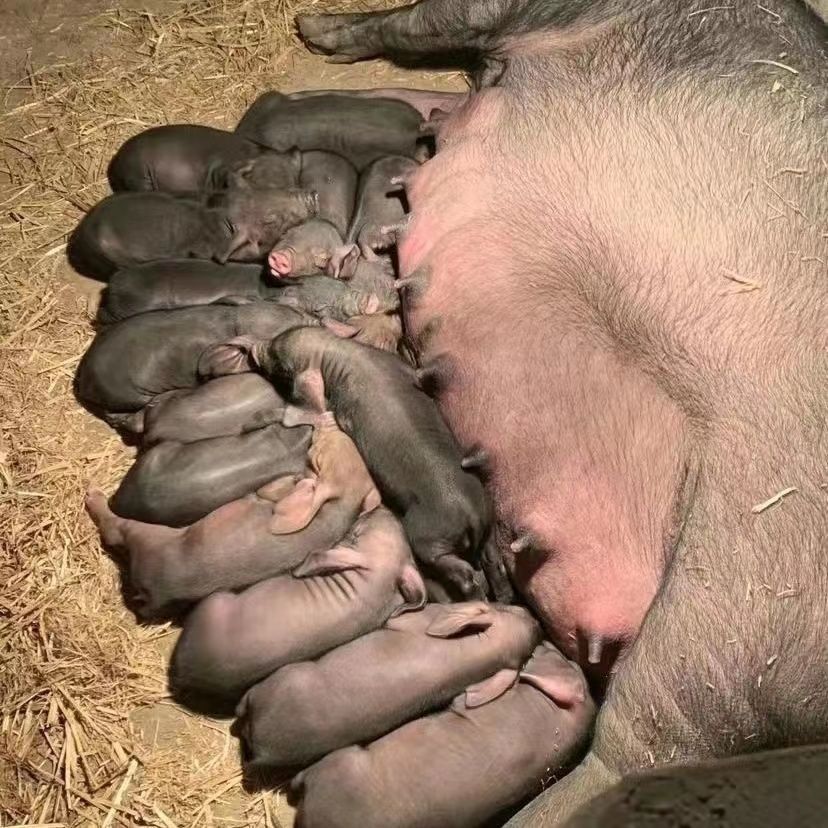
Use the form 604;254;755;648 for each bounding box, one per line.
297;0;828;824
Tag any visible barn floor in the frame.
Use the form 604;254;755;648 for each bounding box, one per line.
0;2;462;825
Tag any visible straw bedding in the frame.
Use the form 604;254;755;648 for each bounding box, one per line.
0;2;460;824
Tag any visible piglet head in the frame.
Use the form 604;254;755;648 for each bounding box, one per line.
293;507;426;615
209;188;318;263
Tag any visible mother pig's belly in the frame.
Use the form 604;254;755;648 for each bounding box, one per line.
399;139;687;673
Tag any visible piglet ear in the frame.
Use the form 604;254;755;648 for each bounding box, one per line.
214;227;250;264
360;487;382;515
326;244;360;279
425;601;493;638
389;563;427;618
293;544;365;578
519;646;587;708
269;478;330;535
454;668;519;711
197;336;257;379
322;317;360;340
256;474;301;503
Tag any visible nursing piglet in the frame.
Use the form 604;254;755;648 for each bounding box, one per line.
290;643;596;828
237;601;541;768
170;507;425;710
85;417;377;618
110;422;311;527
347;155;418;257
229;327;490;598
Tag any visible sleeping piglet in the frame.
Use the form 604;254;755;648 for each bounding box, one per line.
97;261;270;324
98;261;385;327
268;152;357;278
107;124;298;194
170;506;425;711
237;601;541;769
290;643;596;828
85;416;377;618
235;91;423;170
75;303;310;430
221;148;302;191
110;422;311;527
212;327;490;599
68;192;234;280
205;186;319;263
142;375;284;445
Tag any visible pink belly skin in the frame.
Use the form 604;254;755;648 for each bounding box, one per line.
399;90;689;681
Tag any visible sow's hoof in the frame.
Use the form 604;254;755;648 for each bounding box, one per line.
565;744;828;828
295;13;380;63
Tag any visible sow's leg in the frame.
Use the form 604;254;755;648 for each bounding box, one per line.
296;0;595;64
309;0;828;823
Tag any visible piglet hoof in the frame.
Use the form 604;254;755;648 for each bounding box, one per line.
295;14;380;63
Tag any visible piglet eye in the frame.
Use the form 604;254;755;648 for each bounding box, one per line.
225;219;236;235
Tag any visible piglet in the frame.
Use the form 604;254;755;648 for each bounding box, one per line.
237;601;541;768
277;276;384;322
221;148;302;190
98;260;275;325
110;422;311;527
85;417;377;618
268;152;357;278
75;303;310;429
205;187;319;263
68;193;235;280
235;92;422;170
326;244;398;311
347;155;419;257
268;221;343;279
170;507;425;711
290;643;596;828
212;327;490;598
142;375;284;445
324;312;403;354
107;124;261;194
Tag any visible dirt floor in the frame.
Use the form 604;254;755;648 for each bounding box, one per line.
0;1;463;825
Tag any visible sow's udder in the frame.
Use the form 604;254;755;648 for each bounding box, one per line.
397;91;682;676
